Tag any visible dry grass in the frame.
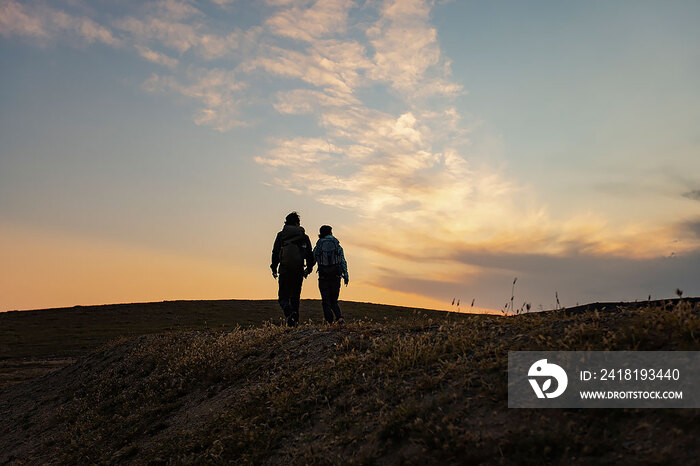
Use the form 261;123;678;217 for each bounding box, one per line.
0;299;453;360
0;299;462;388
0;301;698;465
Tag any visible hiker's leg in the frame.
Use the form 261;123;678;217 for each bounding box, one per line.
319;278;334;323
289;272;303;324
330;276;343;320
277;273;293;320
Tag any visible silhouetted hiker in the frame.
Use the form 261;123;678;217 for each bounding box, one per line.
271;212;315;326
313;225;349;324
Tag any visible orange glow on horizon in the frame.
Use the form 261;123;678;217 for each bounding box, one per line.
1;223;500;313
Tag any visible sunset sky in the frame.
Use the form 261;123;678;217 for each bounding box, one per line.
1;0;699;312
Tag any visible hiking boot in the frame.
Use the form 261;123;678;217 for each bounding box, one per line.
336;317;345;325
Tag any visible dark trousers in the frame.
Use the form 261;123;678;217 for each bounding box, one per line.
319;276;342;323
278;272;304;325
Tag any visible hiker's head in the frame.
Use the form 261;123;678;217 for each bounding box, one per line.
285;211;300;226
319;225;332;238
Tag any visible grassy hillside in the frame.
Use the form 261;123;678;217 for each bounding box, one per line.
0;299;465;389
0;299;461;360
1;299;698;464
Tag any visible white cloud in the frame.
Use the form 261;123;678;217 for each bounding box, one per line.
156;0;202;21
0;0;120;46
114;16;246;60
245;42;369;96
265;0;353;42
254;137;338;167
365;0;460;97
143;69;247;131
115;16;197;54
0;0;48;39
274;88;360;114
264;0;314;6
136;45;179;68
114;3;260;60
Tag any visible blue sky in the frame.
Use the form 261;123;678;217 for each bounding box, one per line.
1;0;699;311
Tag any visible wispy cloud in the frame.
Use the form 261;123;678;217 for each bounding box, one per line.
265;0;354;42
0;0;120;46
143;68;248;131
273;88;361;114
0;0;47;39
366;0;461;97
255;137;339;168
114;0;263;61
245;41;370;97
0;0;257;130
136;45;178;68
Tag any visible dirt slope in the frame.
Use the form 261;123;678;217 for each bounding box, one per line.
1;301;698;465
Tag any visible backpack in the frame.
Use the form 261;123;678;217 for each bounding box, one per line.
317;237;341;277
279;239;305;271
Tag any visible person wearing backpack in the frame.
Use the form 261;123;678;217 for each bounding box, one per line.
313;225;349;324
270;212;315;326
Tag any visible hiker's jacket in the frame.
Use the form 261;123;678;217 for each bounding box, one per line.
313;235;349;280
271;224;315;275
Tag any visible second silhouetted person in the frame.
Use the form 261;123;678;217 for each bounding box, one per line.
313;225;349;324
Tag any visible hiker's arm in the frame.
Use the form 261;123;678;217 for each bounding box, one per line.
270;234;281;276
304;236;316;273
338;244;349;283
312;243;321;269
